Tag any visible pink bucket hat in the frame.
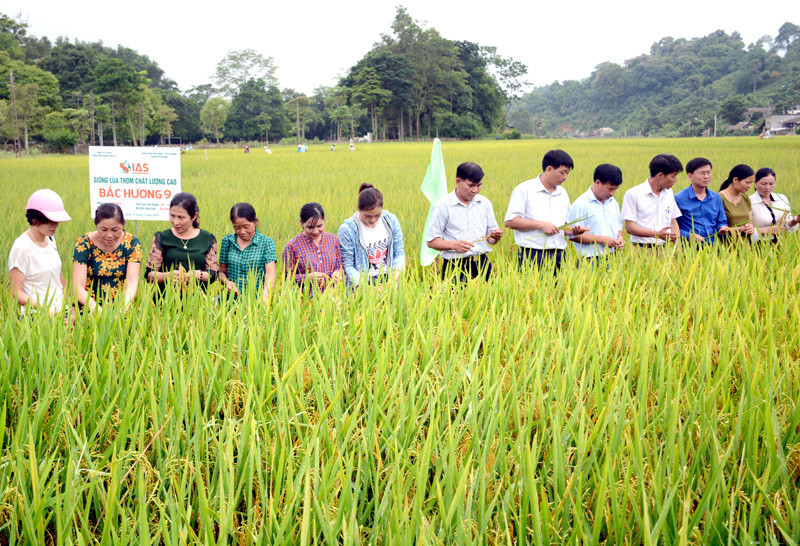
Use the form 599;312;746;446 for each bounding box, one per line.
26;189;72;222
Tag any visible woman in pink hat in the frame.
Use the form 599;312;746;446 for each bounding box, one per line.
8;189;72;316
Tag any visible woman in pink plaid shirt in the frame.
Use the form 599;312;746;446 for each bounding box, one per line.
282;202;343;294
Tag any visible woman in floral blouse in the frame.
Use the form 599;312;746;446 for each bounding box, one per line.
72;203;142;312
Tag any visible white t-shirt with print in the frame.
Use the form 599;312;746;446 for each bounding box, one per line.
359;217;390;277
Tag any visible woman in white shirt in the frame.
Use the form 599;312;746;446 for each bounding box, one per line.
751;168;800;243
8;189;72;316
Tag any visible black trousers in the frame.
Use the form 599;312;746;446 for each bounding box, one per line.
518;247;564;273
441;254;491;282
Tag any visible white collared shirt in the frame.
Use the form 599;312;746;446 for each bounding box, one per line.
504;175;571;250
751;192;797;239
426;191;499;258
621;180;681;245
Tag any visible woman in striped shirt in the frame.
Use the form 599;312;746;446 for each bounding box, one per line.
282;202;342;294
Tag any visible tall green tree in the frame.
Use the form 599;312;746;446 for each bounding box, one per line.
484;48;529;131
284;92;314;143
381;8;469;137
352;66;392;140
214;49;277;99
92;58;145;145
0;12;26;60
226;78;268;140
200;97;229;144
0;54;61;152
165;91;202;143
41;42;99;108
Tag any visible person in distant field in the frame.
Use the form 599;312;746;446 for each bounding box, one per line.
8;189;72;317
264;146;272;154
297;144;304;153
244;145;250;153
751;167;800;243
72;203;142;313
348;143;356;152
282;203;342;295
331;144;336;151
568;163;624;262
302;143;308;152
218;202;276;303
338;183;405;288
504;149;588;272
621;154;682;248
760;129;771;139
426;162;504;282
718;164;757;243
674;157;730;244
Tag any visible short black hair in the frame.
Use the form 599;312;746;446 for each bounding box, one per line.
94;203;125;225
456;162;484;183
685;157;712;175
593;164;623;186
25;209;50;226
230;202;258;223
755;167;776;182
170;192;200;228
542;150;574;171
300;202;325;225
649;154;683;177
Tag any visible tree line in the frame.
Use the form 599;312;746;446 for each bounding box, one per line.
509;23;800;137
0;7;526;152
4;9;798;151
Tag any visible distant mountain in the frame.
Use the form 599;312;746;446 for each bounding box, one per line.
510;23;800;137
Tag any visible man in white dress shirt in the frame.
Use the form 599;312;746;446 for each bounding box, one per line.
621;154;683;248
504;149;588;272
426;162;504;281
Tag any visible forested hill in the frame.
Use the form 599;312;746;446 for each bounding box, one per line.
509;23;800;137
0;7;527;151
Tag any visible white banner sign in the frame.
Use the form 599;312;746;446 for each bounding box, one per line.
89;146;181;221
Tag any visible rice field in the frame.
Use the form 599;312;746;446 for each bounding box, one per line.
1;138;800;544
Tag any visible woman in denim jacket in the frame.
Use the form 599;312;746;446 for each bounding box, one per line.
338;183;405;288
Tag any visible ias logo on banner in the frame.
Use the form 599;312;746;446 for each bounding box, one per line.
120;160;149;174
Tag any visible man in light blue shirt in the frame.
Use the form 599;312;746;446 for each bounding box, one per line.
568;164;624;260
674;157;730;244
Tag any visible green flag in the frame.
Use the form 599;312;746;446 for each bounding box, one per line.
420;138;448;266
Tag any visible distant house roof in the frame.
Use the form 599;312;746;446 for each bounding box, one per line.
746;107;772;119
593;127;615;137
765;115;800;132
727;122;751;132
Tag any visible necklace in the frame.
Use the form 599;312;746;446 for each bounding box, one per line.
27;228;46;246
178;236;189;250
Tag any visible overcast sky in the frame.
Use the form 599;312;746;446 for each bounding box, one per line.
4;0;796;95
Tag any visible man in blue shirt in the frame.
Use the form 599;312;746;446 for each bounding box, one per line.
568;163;624;261
674;157;730;243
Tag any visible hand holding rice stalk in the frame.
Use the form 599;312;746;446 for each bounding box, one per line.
768;206;800;230
471;227;505;244
712;217;756;239
518;215;593;243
